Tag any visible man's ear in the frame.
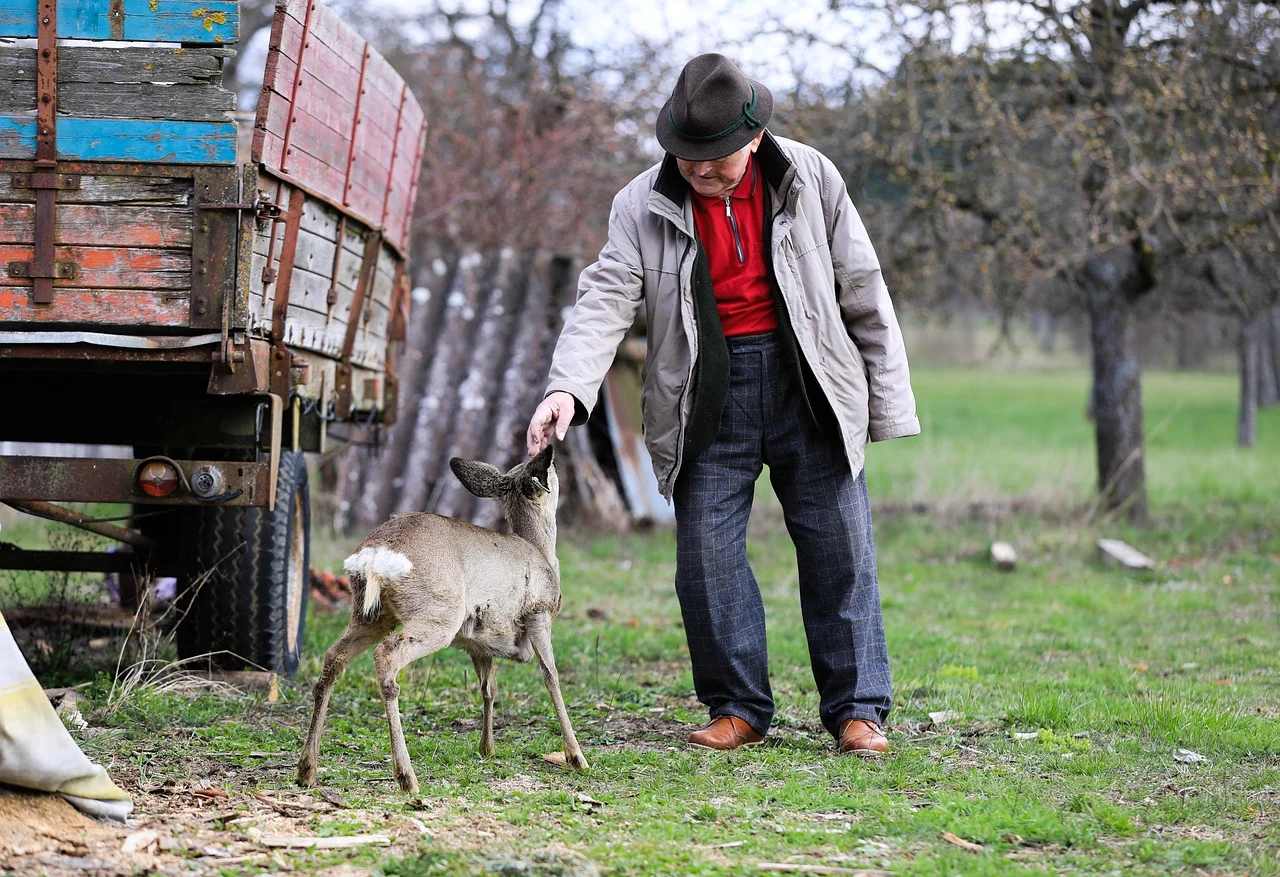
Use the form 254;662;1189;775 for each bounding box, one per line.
449;458;508;498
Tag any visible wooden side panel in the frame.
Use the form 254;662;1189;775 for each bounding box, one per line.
0;46;236;122
0;243;189;288
0;0;239;44
0;116;237;163
247;182;393;373
382;96;424;252
0;287;189;325
0;170;194;329
253;0;426;257
0;203;192;247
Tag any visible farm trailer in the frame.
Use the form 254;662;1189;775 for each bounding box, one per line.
0;0;426;675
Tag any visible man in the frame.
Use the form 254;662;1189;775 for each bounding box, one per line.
526;54;919;755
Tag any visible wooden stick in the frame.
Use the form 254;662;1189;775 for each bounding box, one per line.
755;866;893;876
259;834;391;849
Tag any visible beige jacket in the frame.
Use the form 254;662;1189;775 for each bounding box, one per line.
546;132;919;498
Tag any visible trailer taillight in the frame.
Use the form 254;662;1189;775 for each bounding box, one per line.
137;460;180;497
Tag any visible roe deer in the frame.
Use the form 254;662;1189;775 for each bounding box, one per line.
297;446;587;793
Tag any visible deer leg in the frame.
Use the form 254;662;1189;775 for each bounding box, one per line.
374;624;457;794
298;616;392;787
471;654;497;757
526;612;588;771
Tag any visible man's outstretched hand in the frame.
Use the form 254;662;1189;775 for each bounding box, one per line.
527;391;575;456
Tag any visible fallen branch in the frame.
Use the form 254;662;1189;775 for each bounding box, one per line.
756;866;893;876
259;834;392;849
940;831;984;852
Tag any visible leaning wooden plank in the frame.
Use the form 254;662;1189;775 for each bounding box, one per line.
0;244;190;289
0;116;236;163
259;835;390;850
0;287;189;326
1097;539;1156;570
0;203;192;248
0;172;191;206
0;0;238;43
0;45;232;85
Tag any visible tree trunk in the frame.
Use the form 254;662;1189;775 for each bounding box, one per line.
1238;315;1260;448
1259;306;1279;408
1270;305;1280;403
394;252;494;514
472;256;558;529
1084;269;1148;524
356;252;457;529
432;251;526;521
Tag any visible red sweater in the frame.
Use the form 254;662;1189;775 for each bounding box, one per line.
691;157;778;337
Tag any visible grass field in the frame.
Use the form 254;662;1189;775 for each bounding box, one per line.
4;367;1278;876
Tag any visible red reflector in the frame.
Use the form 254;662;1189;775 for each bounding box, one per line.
137;461;179;497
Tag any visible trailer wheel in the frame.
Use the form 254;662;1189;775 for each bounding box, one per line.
176;451;310;677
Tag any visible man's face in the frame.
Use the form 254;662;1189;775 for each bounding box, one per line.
676;133;764;198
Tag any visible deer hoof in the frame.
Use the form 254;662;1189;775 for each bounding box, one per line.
297;761;317;787
569;752;589;771
396;770;420;794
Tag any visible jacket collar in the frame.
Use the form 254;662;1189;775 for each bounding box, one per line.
648;130;797;231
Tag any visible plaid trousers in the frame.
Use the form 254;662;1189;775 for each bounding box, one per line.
673;331;893;738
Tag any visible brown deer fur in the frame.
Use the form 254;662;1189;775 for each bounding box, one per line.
297;447;587;793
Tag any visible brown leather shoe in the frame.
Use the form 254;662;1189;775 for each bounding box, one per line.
687;716;764;750
838;719;889;756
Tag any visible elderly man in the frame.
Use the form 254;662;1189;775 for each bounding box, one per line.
527;54;919;755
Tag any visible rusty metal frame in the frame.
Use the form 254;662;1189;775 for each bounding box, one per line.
9;0;79;303
326;215;346;312
342;43;371;208
279;0;317;176
0;550;142;574
271;189;306;343
0;456;272;507
333;229;382;414
192;166;242;331
399;127;426;252
380;83;410;229
2;500;153;548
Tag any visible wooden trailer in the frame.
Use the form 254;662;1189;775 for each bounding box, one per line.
0;0;426;674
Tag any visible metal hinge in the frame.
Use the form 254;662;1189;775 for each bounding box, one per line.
7;260;76;280
10;172;80;191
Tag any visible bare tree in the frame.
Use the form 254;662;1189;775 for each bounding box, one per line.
783;0;1278;521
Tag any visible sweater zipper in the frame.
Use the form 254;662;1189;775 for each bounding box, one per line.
723;196;745;263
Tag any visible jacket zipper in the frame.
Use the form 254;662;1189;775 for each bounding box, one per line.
723;196;745;263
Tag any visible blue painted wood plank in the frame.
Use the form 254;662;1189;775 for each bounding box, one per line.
0;115;236;163
0;0;238;44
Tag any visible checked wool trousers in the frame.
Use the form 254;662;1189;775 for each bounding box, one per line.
673;331;892;738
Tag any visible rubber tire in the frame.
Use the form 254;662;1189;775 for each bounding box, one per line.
175;451;310;677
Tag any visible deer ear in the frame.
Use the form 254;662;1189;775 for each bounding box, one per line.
449;458;507;498
525;445;554;493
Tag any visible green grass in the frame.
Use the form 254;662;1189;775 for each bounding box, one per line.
868;368;1280;507
15;367;1280;875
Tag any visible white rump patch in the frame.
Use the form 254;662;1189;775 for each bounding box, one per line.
344;546;413;617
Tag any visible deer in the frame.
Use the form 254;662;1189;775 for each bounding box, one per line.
297;446;587;793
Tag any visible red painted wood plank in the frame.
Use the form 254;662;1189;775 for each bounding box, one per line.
284;102;350;181
254;0;426;256
0;203;191;248
0;287;189;325
0;244;189;289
